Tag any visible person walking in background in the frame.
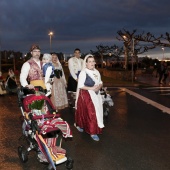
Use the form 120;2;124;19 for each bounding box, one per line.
74;54;104;141
162;62;169;85
5;68;18;94
157;61;165;85
0;71;7;95
67;48;83;106
50;53;68;110
20;44;46;89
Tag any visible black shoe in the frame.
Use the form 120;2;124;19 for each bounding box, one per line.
69;102;73;107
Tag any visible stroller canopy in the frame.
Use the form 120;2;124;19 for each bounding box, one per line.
23;94;55;112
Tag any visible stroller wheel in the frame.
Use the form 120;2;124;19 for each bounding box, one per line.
104;110;109;117
18;145;28;163
47;164;55;170
103;105;109;117
65;157;74;170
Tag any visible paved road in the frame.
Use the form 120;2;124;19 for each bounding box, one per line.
0;86;170;170
136;74;170;87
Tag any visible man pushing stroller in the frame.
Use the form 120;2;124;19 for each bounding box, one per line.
18;44;74;169
20;44;46;90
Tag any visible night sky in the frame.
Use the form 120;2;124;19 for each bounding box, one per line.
1;0;170;59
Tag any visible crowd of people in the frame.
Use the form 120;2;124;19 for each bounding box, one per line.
1;44;169;142
18;44;104;141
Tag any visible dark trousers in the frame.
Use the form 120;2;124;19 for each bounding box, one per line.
163;74;168;84
158;72;164;83
67;76;77;92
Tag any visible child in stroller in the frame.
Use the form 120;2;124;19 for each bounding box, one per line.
100;87;114;117
17;86;73;170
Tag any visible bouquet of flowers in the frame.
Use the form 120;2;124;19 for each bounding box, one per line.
29;99;45;110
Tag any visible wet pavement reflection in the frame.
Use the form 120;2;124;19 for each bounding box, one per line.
0;87;170;170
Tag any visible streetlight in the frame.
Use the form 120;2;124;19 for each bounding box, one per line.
106;52;112;68
123;35;135;83
48;31;53;52
122;35;128;70
21;53;27;61
162;47;164;60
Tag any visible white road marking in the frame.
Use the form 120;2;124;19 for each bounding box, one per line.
144;87;170;89
160;93;170;96
122;88;170;115
151;90;170;92
107;87;139;89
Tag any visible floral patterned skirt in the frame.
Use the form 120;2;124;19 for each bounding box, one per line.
51;77;68;110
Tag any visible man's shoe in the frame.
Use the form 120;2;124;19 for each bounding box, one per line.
91;135;100;141
74;123;83;132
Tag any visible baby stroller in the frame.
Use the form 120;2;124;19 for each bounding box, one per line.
100;87;114;117
17;86;74;170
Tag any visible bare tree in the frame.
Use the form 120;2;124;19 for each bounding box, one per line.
117;29;161;69
156;32;170;47
91;44;123;68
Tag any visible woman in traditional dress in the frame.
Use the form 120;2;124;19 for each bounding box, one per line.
50;53;68;110
74;54;104;141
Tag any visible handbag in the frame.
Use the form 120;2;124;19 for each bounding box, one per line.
84;73;99;94
84;74;95;87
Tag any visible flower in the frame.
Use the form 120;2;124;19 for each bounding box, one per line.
29;99;44;110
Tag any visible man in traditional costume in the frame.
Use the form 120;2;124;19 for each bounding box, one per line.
74;54;104;141
67;48;83;92
20;44;46;90
67;48;83;106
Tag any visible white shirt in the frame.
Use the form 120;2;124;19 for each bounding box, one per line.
68;57;83;80
20;59;41;87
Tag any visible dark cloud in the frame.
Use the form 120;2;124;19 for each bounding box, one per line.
0;0;170;58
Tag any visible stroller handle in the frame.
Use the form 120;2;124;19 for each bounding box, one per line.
21;86;46;95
